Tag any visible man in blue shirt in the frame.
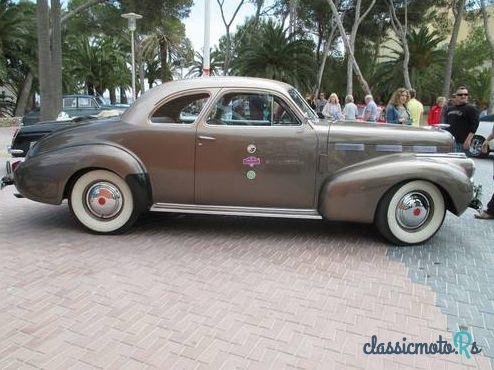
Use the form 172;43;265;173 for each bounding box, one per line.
363;95;378;122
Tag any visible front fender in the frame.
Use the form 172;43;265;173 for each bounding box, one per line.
318;154;474;223
14;144;149;205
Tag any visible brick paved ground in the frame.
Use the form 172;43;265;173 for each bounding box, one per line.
0;127;492;369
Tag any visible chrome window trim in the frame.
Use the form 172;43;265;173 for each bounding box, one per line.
146;88;219;127
201;87;308;129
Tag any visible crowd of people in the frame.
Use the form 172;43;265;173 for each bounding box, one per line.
307;85;493;220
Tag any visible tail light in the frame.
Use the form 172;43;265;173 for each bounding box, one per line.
11;160;22;172
11;128;19;144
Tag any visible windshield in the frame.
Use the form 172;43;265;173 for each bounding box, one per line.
288;88;318;120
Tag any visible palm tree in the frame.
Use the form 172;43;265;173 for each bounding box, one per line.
64;35;129;97
373;26;446;103
186;51;222;78
140;17;192;83
0;0;37;116
232;20;316;90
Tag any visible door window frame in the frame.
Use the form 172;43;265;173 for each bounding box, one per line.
147;88;218;127
202;88;309;129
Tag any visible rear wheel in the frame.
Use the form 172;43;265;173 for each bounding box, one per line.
69;170;139;233
375;180;446;245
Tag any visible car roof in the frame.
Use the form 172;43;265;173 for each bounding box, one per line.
122;76;294;124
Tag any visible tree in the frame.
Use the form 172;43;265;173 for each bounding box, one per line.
36;0;62;120
216;0;246;75
388;0;411;90
345;0;376;96
374;26;445;103
442;0;466;98
326;0;371;95
232;20;316;90
480;0;494;113
186;51;222;77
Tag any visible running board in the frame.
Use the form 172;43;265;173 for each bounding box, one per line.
150;203;322;219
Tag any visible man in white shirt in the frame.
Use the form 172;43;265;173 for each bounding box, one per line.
363;95;378;122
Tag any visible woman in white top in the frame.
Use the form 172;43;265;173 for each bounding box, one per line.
343;95;358;120
322;93;343;120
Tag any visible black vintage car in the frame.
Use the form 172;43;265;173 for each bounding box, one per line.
11;110;123;157
22;95;129;125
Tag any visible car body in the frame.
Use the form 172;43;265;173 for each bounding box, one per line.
10;110;123;157
468;114;494;158
21;95;129;125
1;77;480;245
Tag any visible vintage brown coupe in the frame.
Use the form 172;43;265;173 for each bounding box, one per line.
1;77;480;245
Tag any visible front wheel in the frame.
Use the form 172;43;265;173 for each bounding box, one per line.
375;180;446;245
69;169;139;233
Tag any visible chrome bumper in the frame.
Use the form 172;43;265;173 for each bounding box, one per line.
469;183;483;211
0;160;14;189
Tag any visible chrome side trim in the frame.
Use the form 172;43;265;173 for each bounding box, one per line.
150;203;322;219
415;153;467;159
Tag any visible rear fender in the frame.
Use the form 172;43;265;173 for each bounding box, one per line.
15;144;151;206
318;155;473;223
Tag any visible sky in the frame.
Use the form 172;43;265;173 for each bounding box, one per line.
184;0;260;53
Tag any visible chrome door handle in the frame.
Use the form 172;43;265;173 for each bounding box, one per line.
198;135;216;141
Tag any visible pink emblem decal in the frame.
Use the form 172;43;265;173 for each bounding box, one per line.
242;156;261;167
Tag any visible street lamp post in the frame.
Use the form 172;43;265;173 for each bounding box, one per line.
122;12;143;101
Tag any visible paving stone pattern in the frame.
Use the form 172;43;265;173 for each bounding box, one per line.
0;127;492;369
389;156;494;369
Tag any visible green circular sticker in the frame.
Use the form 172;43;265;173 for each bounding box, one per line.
246;170;256;180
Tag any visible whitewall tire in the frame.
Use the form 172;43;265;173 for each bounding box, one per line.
375;180;446;245
69;170;138;233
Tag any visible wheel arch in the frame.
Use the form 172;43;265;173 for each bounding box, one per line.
15;143;152;207
318;158;471;223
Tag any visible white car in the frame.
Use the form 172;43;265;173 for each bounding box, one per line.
469;114;494;158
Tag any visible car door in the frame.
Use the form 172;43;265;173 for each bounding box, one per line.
126;91;213;204
195;89;318;208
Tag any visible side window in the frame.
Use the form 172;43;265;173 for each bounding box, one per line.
271;97;300;126
151;93;209;124
78;97;96;108
207;93;300;126
63;97;76;108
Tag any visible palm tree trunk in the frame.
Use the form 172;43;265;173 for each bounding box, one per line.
50;0;62;115
14;71;34;117
442;0;466;98
139;61;145;95
159;39;168;82
120;86;128;104
109;88;116;105
37;0;55;121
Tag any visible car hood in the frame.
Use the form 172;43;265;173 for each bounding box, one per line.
327;120;454;151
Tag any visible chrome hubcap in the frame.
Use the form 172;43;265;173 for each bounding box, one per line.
395;192;430;230
85;182;122;219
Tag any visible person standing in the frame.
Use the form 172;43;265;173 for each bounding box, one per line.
444;86;479;152
386;88;412;124
315;92;327;118
407;89;424;126
343;95;358;120
322;93;343;120
363;95;378;122
475;126;494;219
427;96;446;125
